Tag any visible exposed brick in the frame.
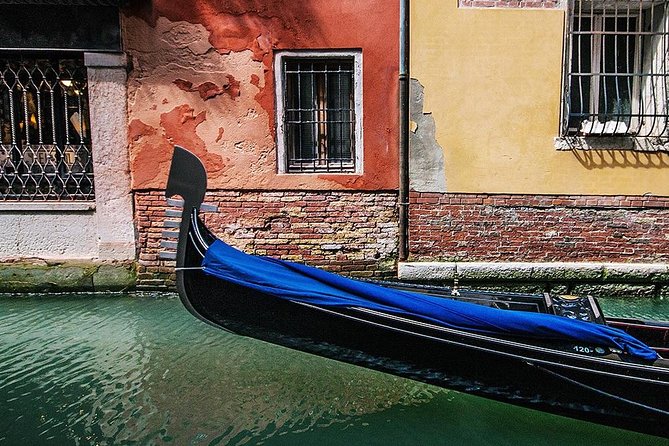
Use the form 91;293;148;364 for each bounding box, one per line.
135;190;399;288
409;191;669;264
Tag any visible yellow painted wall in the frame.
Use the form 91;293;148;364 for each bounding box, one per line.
411;2;669;195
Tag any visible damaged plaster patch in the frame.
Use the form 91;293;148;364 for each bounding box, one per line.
173;77;240;101
409;79;447;192
224;74;241;99
124;16;274;189
216;127;225;142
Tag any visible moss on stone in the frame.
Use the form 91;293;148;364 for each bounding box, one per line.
0;261;136;293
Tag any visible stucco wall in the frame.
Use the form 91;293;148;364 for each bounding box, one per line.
0;208;98;259
411;2;669;195
123;1;399;192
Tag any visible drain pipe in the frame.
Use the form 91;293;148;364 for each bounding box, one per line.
398;0;410;261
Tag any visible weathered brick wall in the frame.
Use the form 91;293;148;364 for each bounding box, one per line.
136;190;669;288
135;192;177;289
135;190;399;289
410;192;669;263
460;0;561;8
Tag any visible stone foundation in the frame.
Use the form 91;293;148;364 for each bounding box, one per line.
133;190;669;293
405;192;669;295
0;259;135;293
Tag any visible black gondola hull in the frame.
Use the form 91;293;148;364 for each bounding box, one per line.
180;253;669;438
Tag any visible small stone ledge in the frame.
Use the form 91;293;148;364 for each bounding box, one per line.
0;202;95;212
459;0;563;9
398;261;669;295
84;52;127;68
0;259;136;293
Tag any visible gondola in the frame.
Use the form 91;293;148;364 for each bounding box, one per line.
164;146;669;438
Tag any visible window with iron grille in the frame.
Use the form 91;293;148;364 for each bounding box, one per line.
563;0;668;139
275;51;363;174
0;54;93;200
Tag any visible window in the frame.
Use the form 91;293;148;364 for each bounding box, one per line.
0;54;94;200
275;51;363;173
563;0;668;139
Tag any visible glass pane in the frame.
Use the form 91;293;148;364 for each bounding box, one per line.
599;17;636;126
569;17;592;130
283;57;356;173
326;67;353;162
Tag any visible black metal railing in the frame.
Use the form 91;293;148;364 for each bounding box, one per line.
283;58;356;173
564;0;669;139
0;55;94;200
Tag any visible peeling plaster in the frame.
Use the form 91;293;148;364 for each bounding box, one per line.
125;16;273;189
174;79;225;100
173;76;241;101
409;79;447;192
124;2;399;191
215;127;225;143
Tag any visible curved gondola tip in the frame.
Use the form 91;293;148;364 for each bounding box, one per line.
165;145;207;208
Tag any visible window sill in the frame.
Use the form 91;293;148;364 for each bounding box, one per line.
278;171;362;176
0;201;96;212
554;136;669;152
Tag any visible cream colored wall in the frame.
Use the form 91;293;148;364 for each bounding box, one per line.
411;2;669;195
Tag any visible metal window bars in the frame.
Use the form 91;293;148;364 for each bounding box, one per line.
0;55;94;200
283;58;356;173
564;0;669;139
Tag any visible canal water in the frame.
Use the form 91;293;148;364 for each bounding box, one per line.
0;293;666;446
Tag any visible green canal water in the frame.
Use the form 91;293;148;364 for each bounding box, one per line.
0;293;666;446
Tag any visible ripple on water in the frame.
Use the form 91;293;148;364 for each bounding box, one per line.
0;293;666;445
598;296;669;320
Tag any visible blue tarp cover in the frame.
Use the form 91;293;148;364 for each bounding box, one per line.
202;240;658;361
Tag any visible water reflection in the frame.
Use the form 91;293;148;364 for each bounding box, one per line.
0;294;665;445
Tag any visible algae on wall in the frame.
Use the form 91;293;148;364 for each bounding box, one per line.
0;261;136;292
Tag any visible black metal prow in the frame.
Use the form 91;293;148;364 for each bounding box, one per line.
164;146;208;271
166;146;207;210
163;146;231;331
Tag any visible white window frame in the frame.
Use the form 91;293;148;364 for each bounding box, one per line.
274;50;363;174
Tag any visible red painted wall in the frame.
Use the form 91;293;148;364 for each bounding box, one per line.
124;0;399;191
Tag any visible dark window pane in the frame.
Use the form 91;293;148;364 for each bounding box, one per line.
0;6;121;51
599;17;636;126
569;17;592;130
283;57;355;173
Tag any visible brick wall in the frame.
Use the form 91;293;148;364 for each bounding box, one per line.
135;190;399;289
459;0;561;8
135;190;669;288
410;192;669;263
